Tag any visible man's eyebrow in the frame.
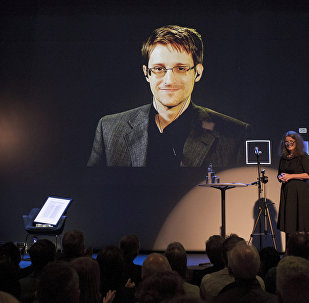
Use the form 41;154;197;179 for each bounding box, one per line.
149;63;165;66
150;62;191;66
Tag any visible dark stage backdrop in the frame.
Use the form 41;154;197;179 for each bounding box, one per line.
1;1;308;250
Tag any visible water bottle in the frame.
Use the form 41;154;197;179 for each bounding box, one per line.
207;163;214;184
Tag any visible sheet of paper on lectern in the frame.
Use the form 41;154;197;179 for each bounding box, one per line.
34;196;72;226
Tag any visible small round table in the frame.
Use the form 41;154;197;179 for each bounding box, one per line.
198;183;249;238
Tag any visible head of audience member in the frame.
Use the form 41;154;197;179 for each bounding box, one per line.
29;239;56;275
0;291;20;303
205;235;225;269
62;230;85;260
119;234;140;263
222;234;246;267
0;242;21;272
228;243;260;280
96;246;124;293
37;261;80;303
258;246;280;278
165;242;187;279
287;232;309;259
276;256;309;303
0;257;20;299
71;257;100;303
136;271;184;303
142;253;172;280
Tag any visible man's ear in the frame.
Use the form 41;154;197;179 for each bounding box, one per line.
194;64;204;82
143;65;150;82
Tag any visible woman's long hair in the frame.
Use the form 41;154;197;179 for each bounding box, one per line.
71;257;101;303
280;131;305;158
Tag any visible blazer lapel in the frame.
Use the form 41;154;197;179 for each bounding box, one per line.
181;103;218;167
181;130;216;167
124;105;150;167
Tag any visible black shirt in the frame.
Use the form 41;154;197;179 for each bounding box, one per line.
146;103;193;168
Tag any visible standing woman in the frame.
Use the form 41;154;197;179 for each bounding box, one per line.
277;131;309;244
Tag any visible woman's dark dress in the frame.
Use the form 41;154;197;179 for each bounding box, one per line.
277;154;309;233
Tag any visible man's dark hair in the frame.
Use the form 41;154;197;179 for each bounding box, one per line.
37;261;79;303
0;257;20;298
165;242;187;279
62;230;85;259
287;232;309;259
0;242;21;270
259;246;280;278
206;235;225;268
119;234;140;262
222;234;246;266
96;246;124;295
29;239;56;273
141;25;203;66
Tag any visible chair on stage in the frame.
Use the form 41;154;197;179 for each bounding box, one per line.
22;208;67;254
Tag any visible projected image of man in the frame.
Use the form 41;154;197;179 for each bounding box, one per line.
87;25;250;168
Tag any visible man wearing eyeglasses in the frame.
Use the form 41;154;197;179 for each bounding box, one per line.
88;25;250;168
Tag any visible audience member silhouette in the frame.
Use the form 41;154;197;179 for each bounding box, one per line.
36;261;80;303
286;231;309;258
71;257;101;303
264;232;309;294
119;234;141;285
141;252;172;280
192;235;225;286
0;256;21;300
258;246;280;280
214;243;276;303
0;242;30;279
165;242;200;298
200;234;265;301
276;256;309;303
19;239;56;303
97;245;132;303
136;271;184;303
58;230;86;262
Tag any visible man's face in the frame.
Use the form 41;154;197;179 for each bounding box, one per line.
143;44;203;108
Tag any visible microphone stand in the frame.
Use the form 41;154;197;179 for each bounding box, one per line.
248;148;277;250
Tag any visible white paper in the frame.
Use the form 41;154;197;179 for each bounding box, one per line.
34;197;71;226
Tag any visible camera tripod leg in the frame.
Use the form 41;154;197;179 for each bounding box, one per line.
266;204;277;250
248;201;277;250
248;205;263;245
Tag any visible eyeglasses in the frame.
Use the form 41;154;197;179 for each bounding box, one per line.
147;65;196;77
285;140;296;146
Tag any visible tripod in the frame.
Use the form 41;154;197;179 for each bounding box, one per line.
248;149;277;250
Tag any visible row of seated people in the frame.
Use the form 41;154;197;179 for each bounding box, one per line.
1;230;309;303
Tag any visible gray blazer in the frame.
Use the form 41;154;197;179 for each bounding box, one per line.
87;103;250;168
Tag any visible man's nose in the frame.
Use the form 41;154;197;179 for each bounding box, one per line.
163;69;176;83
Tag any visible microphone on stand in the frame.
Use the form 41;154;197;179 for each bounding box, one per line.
254;146;262;156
